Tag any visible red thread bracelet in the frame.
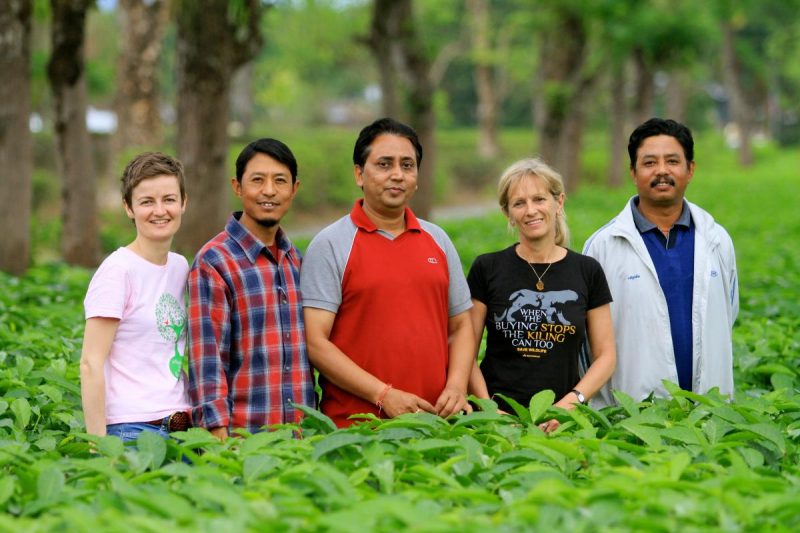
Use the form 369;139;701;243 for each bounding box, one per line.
376;383;393;414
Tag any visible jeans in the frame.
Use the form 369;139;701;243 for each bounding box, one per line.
106;419;170;442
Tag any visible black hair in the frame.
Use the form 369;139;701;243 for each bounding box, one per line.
352;117;423;168
235;138;298;182
628;118;694;169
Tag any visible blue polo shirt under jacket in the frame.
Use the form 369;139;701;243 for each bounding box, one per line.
631;197;695;391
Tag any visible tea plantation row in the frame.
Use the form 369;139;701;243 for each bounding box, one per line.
2;144;799;531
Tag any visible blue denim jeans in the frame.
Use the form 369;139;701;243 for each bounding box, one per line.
106;419;170;442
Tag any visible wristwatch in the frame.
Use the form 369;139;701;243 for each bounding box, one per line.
571;389;587;405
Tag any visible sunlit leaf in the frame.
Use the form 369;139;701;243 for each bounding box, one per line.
529;390;556;424
97;435;125;458
136;430;167;469
11;398;31;429
295;403;337;434
311;432;365;460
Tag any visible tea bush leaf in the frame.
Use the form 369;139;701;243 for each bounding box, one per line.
243;454;281;483
311;432;366;460
578;404;612;430
239;427;295;455
491;393;531;423
15;357;34;378
373;427;423;441
10;398;31;429
406;463;462;489
469;395;499;413
135;430;166;470
529;438;586;461
733;423;787;456
563;406;595;431
770;373;795;391
295;403;337;434
612;390;640;417
36;465;64;503
33;436;56;452
528;390;556;424
96;435;124;458
410;438;461;454
668;452;691;481
452;411;506;428
0;475;15;507
617;420;663;450
661;426;701;447
169;427;220;448
369;459;395;494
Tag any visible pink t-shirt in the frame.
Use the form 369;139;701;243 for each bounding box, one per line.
84;247;191;424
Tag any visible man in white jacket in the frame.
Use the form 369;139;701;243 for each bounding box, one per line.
583;118;738;407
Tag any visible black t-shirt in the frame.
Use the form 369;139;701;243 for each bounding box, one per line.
467;245;612;407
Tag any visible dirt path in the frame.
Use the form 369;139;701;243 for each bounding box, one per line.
284;199;498;240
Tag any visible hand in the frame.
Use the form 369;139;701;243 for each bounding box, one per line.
435;386;472;418
553;393;580;410
209;426;229;441
538;418;560;433
381;388;437;418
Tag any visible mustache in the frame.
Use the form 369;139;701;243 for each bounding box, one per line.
650;176;676;187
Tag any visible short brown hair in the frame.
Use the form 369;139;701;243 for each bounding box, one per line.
121;152;186;208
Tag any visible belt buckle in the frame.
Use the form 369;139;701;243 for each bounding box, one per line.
167;411;191;432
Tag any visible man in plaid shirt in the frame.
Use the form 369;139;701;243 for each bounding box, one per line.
188;138;316;439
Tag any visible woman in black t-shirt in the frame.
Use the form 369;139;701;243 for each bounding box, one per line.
467;158;616;432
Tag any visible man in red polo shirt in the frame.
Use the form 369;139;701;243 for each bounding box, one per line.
301;118;474;427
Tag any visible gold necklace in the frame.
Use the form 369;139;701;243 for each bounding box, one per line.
524;250;555;291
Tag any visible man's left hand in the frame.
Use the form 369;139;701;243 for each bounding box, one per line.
435;386;472;418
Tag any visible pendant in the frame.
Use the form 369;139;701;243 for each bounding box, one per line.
536;281;544;291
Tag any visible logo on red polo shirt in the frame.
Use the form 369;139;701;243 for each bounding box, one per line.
427;257;438;264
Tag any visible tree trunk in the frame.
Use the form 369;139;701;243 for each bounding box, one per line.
368;0;401;118
607;63;627;187
174;0;264;255
366;0;436;220
535;6;593;192
467;0;499;159
407;83;436;221
398;1;435;220
631;47;655;125
558;104;587;195
720;20;753;167
48;0;98;268
230;62;254;136
113;0;168;151
665;70;689;123
0;0;33;276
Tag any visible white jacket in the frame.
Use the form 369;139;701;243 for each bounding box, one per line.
583;198;738;407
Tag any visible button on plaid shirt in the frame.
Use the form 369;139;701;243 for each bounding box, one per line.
188;213;316;433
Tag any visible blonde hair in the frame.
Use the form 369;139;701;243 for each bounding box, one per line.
497;157;570;246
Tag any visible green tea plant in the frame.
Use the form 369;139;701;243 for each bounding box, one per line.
1;138;798;531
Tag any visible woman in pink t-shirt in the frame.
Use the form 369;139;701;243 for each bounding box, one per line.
80;152;191;442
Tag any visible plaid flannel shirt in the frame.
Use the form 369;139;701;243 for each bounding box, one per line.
188;213;316;433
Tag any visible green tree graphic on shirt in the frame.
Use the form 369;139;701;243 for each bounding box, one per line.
155;293;187;379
